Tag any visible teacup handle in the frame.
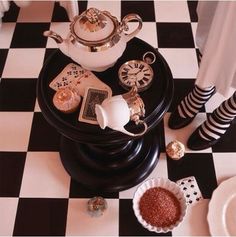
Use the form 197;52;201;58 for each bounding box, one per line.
117;120;148;137
121;14;143;42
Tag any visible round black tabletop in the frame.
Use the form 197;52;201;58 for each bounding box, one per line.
38;37;173;145
37;37;174;192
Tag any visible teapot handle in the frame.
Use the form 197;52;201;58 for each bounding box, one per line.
121;14;143;42
117;120;148;137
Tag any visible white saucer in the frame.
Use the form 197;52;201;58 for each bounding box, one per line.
207;176;236;236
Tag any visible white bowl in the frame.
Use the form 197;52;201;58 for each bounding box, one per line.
132;177;187;233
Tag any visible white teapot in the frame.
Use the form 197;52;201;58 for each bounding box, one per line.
44;8;142;72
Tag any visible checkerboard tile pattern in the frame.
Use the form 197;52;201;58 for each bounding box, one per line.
1;1;236;236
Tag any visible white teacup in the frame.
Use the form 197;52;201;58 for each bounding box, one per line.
95;88;147;136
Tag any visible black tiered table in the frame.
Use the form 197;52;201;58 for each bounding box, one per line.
37;38;173;192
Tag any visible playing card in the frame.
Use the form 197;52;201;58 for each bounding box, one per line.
49;63;112;97
176;176;203;206
78;87;111;125
72;70;112;97
49;63;85;91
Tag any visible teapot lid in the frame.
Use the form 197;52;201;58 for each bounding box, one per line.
71;8;119;43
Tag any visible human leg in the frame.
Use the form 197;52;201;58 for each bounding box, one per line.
187;91;236;150
168;85;215;129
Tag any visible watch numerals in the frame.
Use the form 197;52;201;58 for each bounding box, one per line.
123;67;129;72
139;64;145;70
121;71;128;76
134;63;139;68
143;77;149;82
143;69;149;72
144;73;151;77
128;64;133;69
122;76;128;81
139;80;145;85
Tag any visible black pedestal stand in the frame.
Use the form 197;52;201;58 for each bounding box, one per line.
37;38;173;192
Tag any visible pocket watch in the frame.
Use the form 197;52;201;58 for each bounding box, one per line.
118;51;156;92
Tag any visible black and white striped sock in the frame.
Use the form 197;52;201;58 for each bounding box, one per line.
199;92;236;141
178;85;216;118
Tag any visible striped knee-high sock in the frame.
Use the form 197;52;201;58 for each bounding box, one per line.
178;85;216;118
199;92;236;141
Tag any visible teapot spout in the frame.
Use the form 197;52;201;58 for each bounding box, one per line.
43;30;63;44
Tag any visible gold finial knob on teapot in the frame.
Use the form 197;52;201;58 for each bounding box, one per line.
80;8;107;32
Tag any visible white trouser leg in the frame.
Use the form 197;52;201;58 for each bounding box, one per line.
59;1;79;21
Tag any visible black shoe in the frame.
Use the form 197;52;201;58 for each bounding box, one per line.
168;108;196;129
187;127;219;150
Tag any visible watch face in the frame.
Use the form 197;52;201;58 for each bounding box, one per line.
118;60;154;92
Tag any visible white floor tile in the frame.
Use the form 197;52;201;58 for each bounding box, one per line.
66;198;119;236
119;153;168;199
17;1;54;22
0;112;33;151
213;153;236;185
128;22;158;48
0;23;16;48
172;199;210;236
164;112;212;153
0;198;19;236
34;99;41;112
154;1;190;22
159;48;199;79
191;22;197;48
2;48;45;78
20;152;70;198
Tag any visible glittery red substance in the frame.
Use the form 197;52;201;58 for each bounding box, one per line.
139;187;181;228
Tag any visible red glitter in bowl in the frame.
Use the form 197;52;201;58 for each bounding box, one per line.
133;178;187;233
139;187;181;228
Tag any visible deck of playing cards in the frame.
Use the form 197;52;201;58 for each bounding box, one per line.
78;87;112;125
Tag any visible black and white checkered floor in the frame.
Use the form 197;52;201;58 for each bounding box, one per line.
1;1;236;236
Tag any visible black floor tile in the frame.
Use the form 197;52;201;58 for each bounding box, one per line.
0;49;8;77
13;198;68;236
119;199;171;236
167;153;218;199
187;1;198;22
0;152;26;197
28;112;60;151
157;23;195;48
51;2;70;22
10;23;50;48
168;79;199;112
2;1;19;22
78;1;88;14
0;79;36;111
121;1;155;22
69;179;119;198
